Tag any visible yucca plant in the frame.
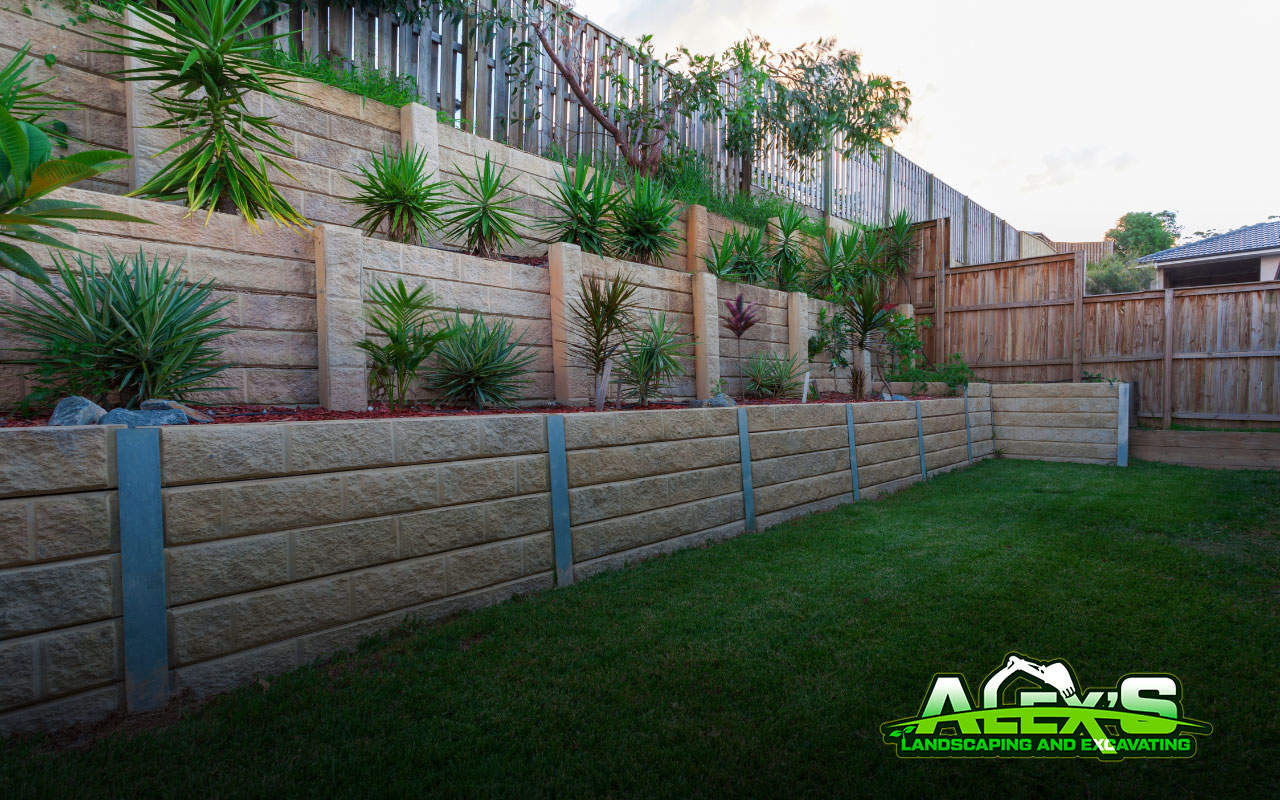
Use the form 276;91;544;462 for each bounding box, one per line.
843;276;894;397
0;249;232;409
702;229;741;279
348;147;450;245
0;108;145;282
771;204;809;291
428;312;535;409
611;175;680;266
618;311;692;407
538;155;622;256
733;227;773;285
882;209;919;304
807;233;849;299
568;271;638;410
850;225;889;283
354;280;455;408
443;154;528;258
90;0;307;230
721;293;759;399
741;351;804;398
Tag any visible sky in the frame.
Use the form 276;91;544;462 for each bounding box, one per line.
572;0;1279;242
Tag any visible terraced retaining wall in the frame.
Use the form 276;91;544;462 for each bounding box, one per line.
0;382;1134;735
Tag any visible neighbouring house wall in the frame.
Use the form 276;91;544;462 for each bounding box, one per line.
1;383;1135;736
0;190;318;409
991;383;1122;464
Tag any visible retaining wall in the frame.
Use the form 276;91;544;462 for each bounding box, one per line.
0;383;1049;736
991;383;1126;464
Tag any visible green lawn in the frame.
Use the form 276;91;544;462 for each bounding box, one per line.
3;460;1279;798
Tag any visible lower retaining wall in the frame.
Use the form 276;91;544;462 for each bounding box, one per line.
0;382;1122;736
991;383;1126;464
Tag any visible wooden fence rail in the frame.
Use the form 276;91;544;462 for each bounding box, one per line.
263;0;1021;264
891;249;1280;427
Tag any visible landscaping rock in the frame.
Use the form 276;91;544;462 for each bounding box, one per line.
99;408;189;428
892;394;909;401
49;397;107;427
140;399;213;424
880;391;910;402
705;393;737;408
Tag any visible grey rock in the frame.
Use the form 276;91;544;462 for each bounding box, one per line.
705;393;737;408
891;394;909;402
880;390;893;401
140;398;213;423
99;408;189;428
49;396;107;427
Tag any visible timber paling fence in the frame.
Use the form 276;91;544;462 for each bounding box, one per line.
263;0;1021;265
890;248;1280;427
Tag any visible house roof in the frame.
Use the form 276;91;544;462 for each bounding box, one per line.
1137;220;1280;265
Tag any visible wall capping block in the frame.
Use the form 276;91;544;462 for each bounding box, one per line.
1117;383;1130;467
845;404;860;500
915;401;927;480
547;415;573;585
116;427;169;712
737;407;756;532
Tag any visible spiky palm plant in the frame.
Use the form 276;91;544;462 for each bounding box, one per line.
443;154;528;258
881;209;919;304
618;311;692;407
741;351;804;398
428;312;535;409
354;280;455;408
0;249;231;409
568;271;638;410
538;155;622;256
611;175;680;266
771;204;809;291
348;147;449;245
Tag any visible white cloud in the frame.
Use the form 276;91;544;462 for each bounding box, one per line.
572;0;1280;240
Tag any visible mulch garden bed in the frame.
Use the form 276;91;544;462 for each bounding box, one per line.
0;392;935;427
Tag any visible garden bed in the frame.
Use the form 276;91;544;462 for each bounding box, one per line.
0;392;938;427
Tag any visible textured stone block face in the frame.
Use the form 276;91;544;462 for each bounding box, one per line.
572;493;742;562
160;425;285;486
566;436;738;488
991;397;1117;414
285;421;394;473
163;486;224;545
856;437;920;466
0;640;36;708
31;492;117;561
169;603;234;665
446;538;527;594
999;441;1117;461
992;383;1118;398
345;464;440;520
661;408;737;442
393;416;546;465
0;500;30;567
749;426;845;461
438;459;518;504
0;685;121;738
173;640;298;700
352;556;447;617
753;448;849;488
755;471;851;516
850;402;916;424
39;620;121;698
222;473;345;538
484;494;551;538
997;426;1117;444
231;576;354;653
167;534;291;606
398;503;487;557
0;427;114;498
292;518;397;580
0;556;118;637
918;398;965;418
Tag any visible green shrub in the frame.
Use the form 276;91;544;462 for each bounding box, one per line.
354;280;455;409
741;351;804;398
428;313;535;409
0;249;231;409
655;150;826;237
443;154;527;258
611;176;681;266
260;48;420;108
538;155;623;256
885;354;975;394
92;0;307;230
1086;254;1156;295
807;234;849;298
0;107;142;282
706;228;772;285
348;147;450;245
619;311;692;406
772;203;809;291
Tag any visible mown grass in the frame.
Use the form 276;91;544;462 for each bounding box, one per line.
3;459;1278;798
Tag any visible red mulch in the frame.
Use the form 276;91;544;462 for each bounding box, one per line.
1;393;933;427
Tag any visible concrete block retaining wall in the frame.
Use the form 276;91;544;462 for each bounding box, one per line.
991;383;1124;464
0;381;1124;737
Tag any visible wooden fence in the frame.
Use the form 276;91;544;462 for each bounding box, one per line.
266;1;1021;264
889;251;1280;427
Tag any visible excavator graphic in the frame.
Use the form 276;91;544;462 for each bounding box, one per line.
981;654;1082;708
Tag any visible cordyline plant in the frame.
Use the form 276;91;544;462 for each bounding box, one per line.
722;293;759;399
349;147;450;245
355;279;456;409
444;154;528;257
538;154;623;256
618;311;691;407
881;209;919;304
567;271;638;411
91;0;308;230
